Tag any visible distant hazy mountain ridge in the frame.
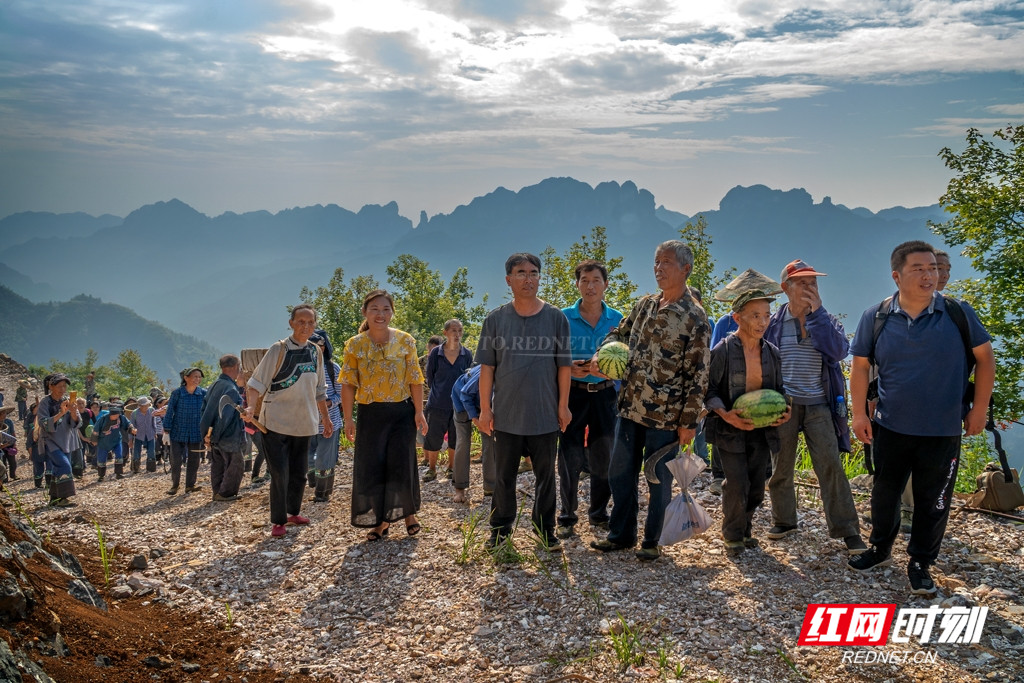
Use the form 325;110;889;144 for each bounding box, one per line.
0;179;950;359
0;285;220;381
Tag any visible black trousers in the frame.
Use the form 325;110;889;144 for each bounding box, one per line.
718;436;771;542
210;445;244;497
557;384;615;527
263;430;311;526
492;430;557;536
869;424;960;564
169;441;202;489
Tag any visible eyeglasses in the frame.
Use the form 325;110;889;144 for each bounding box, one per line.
511;272;542;281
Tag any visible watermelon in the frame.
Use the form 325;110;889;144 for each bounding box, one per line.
732;389;787;428
596;341;630;380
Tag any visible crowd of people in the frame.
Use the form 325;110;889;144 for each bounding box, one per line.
0;239;992;597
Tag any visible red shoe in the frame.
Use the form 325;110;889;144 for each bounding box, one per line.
271;524;287;537
286;514;310;526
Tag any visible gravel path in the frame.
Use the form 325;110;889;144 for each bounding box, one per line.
7;449;1020;683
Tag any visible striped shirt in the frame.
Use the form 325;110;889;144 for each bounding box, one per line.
778;312;825;404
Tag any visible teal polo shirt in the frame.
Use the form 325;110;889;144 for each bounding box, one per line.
562;299;624;384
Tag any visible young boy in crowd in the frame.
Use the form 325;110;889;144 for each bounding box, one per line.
705;270;791;555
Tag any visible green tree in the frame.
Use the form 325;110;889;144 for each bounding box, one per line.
299;268;381;351
29;349;110;397
678;214;735;322
386;254;488;352
538;226;637;313
104;349;159;400
930;125;1024;421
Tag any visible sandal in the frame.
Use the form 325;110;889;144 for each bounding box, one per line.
406;522;421;537
366;524;390;542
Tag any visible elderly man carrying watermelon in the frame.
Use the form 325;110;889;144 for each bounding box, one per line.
589;240;711;561
703;270;792;555
763;259;867;555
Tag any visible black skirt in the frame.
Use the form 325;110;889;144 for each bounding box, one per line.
351;400;421;527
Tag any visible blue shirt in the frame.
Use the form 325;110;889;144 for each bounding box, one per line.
451;365;482;419
851;292;990;437
710;312;738;349
562;299;623;383
164;385;208;443
425;345;474;411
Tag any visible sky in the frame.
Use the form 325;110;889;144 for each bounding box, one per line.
1;0;1022;220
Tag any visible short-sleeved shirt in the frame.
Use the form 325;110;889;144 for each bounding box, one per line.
475;301;572;435
562;299;623;383
425;344;474;411
851;292;990;437
341;329;424;405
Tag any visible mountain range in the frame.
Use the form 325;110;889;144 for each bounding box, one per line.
0;286;220;381
0;177;955;357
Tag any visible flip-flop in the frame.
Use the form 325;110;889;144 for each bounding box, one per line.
406;523;421;537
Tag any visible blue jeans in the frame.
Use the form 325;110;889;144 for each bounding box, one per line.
307;430;341;475
606;417;678;549
132;438;155;465
97;441;123;466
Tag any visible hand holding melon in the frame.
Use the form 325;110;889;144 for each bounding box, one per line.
595;341;630;380
732;389;789;428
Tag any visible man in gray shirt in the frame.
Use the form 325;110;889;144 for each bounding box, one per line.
477;253;572;551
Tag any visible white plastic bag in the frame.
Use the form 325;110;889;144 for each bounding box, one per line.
659;449;712;546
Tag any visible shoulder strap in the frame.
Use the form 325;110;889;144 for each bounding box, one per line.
985;401;1016;483
868;296;893;366
941;295;976;371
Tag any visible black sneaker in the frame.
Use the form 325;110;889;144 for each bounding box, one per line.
848;546;892;572
767;525;799;539
908;560;937;595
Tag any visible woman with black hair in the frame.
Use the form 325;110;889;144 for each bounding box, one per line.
342;290;427;541
163;367;207;494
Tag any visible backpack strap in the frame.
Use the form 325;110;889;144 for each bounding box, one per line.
941;295;976;372
867;296;893;366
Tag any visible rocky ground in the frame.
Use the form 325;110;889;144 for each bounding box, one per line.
2;354;1024;682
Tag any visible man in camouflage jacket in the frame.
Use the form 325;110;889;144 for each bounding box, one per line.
591;240;711;560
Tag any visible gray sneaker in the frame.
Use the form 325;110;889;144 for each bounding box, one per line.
709;478;724;495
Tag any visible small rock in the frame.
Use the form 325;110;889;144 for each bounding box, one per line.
109;585;134;600
143;655;174;669
94;655;112;667
129;554;148;570
181;662;200;673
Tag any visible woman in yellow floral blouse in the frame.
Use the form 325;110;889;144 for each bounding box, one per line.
342;290;428;541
